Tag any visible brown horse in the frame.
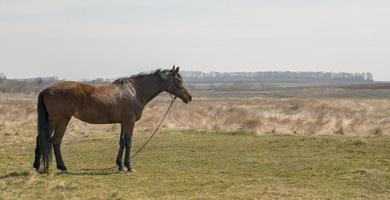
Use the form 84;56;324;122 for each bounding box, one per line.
33;66;192;173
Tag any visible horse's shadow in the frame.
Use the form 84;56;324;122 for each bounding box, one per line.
0;171;30;179
0;167;121;179
59;167;121;176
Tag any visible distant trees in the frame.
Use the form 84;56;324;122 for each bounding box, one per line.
0;73;6;84
83;77;112;85
181;71;374;82
0;74;58;93
0;74;117;93
0;70;375;94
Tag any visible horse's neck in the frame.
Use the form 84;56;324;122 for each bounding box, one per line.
134;75;164;106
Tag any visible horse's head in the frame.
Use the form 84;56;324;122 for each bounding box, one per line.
158;66;192;104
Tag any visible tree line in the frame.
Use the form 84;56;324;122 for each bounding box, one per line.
0;70;374;93
181;71;373;82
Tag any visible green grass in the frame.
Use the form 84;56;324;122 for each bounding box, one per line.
1;130;390;199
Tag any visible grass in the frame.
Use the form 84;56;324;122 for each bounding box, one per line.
2;97;390;137
1;130;390;199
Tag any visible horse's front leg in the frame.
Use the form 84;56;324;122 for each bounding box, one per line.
116;121;135;172
124;124;134;172
116;131;125;171
123;121;135;172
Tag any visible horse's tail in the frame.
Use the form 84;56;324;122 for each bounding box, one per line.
37;89;52;173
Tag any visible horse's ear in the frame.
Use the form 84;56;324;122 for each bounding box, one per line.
173;67;179;74
172;65;176;71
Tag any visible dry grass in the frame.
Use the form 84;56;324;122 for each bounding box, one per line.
152;97;390;136
1;96;389;138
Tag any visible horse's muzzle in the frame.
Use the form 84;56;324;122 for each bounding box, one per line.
182;95;191;104
181;91;192;104
174;88;192;104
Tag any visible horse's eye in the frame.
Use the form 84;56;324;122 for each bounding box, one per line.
175;80;184;89
177;83;183;89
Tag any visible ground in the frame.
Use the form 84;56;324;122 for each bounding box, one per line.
1;130;390;199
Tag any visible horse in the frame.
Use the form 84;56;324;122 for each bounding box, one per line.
33;66;192;173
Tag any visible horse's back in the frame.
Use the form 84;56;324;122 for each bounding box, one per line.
44;81;97;105
47;81;96;93
43;81;128;123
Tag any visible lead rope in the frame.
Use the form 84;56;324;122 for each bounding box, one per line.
130;95;176;159
73;96;176;173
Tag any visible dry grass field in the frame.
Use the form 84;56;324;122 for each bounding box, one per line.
1;93;389;138
1;84;390;199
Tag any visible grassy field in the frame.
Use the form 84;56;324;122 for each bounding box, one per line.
1;129;390;199
1;97;389;137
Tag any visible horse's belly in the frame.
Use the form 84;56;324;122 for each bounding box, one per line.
73;108;121;124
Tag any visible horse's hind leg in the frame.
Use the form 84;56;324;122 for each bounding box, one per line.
52;119;70;171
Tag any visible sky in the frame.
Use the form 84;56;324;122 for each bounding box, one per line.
0;0;389;81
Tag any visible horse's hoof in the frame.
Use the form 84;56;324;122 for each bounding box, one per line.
118;166;125;171
33;162;40;170
33;166;40;172
57;166;67;171
127;168;137;173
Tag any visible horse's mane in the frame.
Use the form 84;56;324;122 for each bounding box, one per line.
112;69;162;86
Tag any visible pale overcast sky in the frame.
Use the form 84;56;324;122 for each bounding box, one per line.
0;0;389;81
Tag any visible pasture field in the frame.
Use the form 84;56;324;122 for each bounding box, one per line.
1;83;390;199
1;129;390;199
1;95;390;137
